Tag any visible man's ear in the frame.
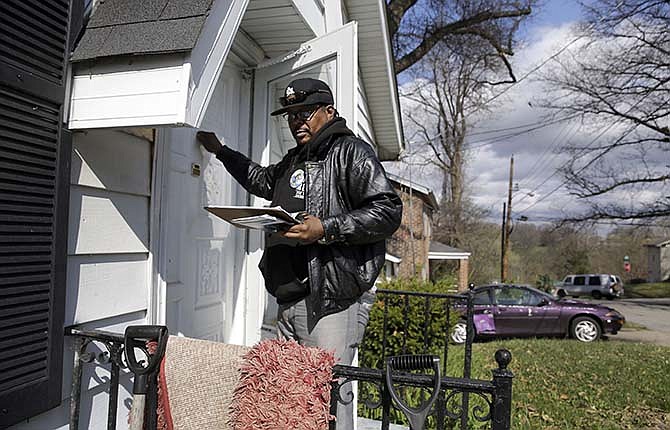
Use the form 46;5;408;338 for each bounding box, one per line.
325;105;337;119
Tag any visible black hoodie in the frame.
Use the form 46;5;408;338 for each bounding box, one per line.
262;117;354;304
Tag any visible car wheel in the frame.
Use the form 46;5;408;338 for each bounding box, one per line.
591;290;602;300
450;321;468;344
570;316;602;342
557;289;566;298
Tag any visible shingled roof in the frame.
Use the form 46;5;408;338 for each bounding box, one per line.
72;0;214;62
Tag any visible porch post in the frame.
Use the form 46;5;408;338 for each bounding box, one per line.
458;258;469;291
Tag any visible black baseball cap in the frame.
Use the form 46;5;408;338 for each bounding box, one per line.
270;78;334;116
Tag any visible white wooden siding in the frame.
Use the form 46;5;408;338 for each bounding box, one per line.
68;57;189;129
72;130;152;195
65;254;148;324
356;72;376;146
66;130;152;327
68;186;149;255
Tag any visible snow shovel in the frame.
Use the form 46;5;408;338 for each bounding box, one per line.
125;325;168;430
385;355;441;430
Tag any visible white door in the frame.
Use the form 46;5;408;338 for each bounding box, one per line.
249;22;359;336
159;65;249;343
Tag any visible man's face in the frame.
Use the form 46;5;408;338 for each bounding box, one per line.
286;104;334;145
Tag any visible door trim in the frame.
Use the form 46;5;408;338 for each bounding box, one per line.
149;128;169;325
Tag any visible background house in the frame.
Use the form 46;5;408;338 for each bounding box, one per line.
646;239;670;282
385;173;470;290
0;0;403;428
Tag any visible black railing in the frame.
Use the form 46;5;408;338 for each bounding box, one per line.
66;327;127;430
65;288;513;430
341;287;512;429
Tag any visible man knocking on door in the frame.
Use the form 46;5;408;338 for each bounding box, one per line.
197;78;402;429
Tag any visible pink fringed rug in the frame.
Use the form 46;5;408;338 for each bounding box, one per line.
229;339;336;430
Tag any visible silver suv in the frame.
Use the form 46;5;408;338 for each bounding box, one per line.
557;274;624;299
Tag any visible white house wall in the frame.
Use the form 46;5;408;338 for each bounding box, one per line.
356;71;377;146
68;56;190;129
66;130;151;324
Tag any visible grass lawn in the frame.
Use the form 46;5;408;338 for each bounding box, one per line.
451;339;670;429
624;282;670;298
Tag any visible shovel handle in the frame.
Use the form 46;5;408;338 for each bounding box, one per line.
124;325;168;375
128;394;146;430
385;355;441;430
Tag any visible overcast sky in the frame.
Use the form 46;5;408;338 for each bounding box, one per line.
384;0;608;226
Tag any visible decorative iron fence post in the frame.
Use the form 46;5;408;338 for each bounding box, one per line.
460;285;475;429
69;336;86;430
491;349;513;430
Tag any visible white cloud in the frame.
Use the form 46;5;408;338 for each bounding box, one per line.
385;20;666;225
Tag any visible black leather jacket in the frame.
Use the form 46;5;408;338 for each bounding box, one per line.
217;134;402;330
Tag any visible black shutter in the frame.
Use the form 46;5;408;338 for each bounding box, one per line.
0;0;81;427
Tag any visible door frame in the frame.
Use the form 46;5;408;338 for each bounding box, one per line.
148;128;169;325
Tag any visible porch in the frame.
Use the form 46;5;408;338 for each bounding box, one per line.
65;288;513;430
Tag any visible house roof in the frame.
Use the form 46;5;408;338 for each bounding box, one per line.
645;239;670;247
429;242;467;254
428;242;470;260
387;173;439;210
72;0;215;62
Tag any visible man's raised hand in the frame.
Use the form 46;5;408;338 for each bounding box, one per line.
197;131;223;154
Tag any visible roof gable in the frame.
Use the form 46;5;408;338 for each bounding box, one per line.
72;0;214;62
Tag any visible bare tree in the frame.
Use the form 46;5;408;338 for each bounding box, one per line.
541;0;670;223
401;39;504;245
387;0;533;77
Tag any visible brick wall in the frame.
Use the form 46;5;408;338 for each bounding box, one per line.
387;187;433;279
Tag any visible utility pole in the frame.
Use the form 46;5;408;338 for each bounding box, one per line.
501;156;514;282
500;202;506;282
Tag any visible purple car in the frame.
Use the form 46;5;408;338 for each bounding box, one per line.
450;284;625;343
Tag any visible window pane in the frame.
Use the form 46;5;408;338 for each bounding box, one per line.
473;290;491;305
588;276;602;286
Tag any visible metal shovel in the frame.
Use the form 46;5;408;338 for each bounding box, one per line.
385;354;441;430
125;325;168;430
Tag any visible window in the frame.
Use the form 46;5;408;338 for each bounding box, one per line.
494;288;526;305
573;276;586;286
564;276;573;283
588;276;602;286
473;290;492;305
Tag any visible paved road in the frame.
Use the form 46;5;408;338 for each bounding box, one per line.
592;298;670;346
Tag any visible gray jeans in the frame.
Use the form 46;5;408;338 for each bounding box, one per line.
277;290;376;430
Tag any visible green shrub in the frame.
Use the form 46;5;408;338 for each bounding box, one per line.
358;277;466;428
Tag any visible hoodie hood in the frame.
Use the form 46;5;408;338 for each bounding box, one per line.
292;117;354;163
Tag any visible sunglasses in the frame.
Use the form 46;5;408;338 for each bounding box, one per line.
282;105;323;122
279;89;332;107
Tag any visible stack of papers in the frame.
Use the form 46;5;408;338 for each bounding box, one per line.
205;205;302;232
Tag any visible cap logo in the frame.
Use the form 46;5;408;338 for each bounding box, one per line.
285;86;296;103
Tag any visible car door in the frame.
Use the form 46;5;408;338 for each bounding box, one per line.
492;286;546;336
572;275;587;296
471;288;496;335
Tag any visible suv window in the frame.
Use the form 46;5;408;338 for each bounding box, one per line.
573;276;586;286
588;276;602;286
564;276;573;283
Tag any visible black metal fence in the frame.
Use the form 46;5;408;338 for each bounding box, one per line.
329;288;513;429
65;288;513;430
